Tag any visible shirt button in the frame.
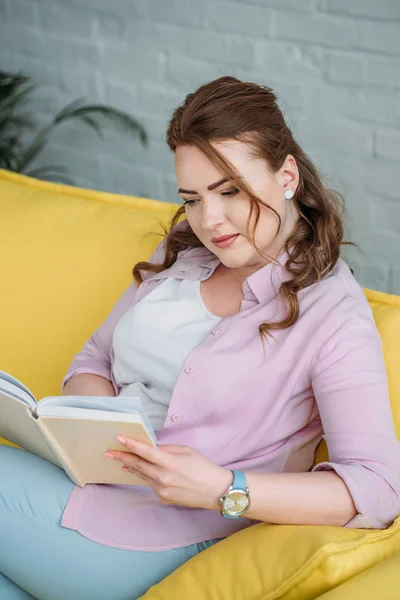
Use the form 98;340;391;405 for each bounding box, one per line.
180;267;187;273
244;282;251;292
185;365;194;374
212;328;221;335
171;414;180;423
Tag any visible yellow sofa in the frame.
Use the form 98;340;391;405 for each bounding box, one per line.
1;167;400;600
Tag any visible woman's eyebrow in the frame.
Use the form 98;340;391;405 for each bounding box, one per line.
178;177;230;195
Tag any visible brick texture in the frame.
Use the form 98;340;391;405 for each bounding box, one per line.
0;0;399;293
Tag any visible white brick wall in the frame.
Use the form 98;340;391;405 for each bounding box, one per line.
1;0;399;293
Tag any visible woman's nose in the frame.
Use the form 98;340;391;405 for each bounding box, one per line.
200;199;226;230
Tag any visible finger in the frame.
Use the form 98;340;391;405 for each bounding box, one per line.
116;437;170;467
122;465;161;490
122;464;153;484
117;452;165;483
122;465;176;504
158;444;192;454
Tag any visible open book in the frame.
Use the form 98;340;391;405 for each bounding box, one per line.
0;370;157;487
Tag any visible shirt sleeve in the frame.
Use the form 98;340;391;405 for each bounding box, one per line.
310;296;400;529
61;282;139;392
61;236;169;393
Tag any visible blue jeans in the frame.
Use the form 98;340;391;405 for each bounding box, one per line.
0;446;222;600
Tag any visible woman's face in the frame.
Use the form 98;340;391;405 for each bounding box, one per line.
175;140;299;278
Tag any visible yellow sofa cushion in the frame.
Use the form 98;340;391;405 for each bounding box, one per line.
0;168;178;415
140;519;400;600
315;551;400;600
2;169;400;600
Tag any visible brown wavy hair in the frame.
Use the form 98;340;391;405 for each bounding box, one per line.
132;76;355;346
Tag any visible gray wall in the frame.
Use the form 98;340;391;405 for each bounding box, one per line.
1;0;400;293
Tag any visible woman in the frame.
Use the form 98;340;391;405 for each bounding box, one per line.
1;76;399;600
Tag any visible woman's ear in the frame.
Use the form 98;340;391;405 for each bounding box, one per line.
280;154;299;191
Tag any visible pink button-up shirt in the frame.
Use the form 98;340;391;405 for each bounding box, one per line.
61;219;400;550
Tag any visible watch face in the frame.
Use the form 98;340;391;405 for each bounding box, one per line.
223;489;250;516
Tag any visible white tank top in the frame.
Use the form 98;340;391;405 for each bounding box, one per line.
112;278;223;431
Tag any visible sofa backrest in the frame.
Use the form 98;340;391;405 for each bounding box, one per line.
0;169;178;399
1;169;399;463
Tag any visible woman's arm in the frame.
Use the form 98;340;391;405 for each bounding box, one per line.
61;235;169;394
63;373;116;397
213;296;399;528
60;282;137;393
306;297;400;529
241;470;356;526
238;297;400;529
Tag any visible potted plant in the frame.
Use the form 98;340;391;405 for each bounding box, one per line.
0;70;148;184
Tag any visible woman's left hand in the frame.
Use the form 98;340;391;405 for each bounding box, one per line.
104;436;233;510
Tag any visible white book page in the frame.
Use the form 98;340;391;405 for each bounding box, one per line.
0;379;36;407
37;406;143;422
40;395;144;414
0;370;36;402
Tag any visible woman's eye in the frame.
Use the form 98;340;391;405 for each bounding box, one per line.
222;188;239;197
183;188;239;206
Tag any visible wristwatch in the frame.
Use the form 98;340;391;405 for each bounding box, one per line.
220;470;250;518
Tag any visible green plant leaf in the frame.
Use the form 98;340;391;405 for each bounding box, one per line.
51;100;149;145
26;164;69;177
0;72;36;124
0;135;24;170
51;97;86;124
0;113;34;131
0;70;149;179
76;114;105;139
26;165;75;185
16;124;53;172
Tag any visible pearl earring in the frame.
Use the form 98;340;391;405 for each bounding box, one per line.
284;189;294;200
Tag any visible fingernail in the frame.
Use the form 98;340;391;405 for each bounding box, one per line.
117;436;126;445
104;452;114;459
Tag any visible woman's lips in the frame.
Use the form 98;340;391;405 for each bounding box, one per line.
212;234;240;248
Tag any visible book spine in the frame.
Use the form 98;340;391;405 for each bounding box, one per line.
36;419;85;487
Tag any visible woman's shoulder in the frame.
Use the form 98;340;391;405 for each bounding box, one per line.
302;257;374;329
328;257;367;302
308;256;366;301
308;259;385;378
